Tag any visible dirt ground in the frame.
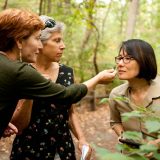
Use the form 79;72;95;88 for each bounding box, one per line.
0;104;118;160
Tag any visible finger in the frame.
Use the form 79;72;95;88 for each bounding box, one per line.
8;123;18;133
113;69;117;75
106;69;115;73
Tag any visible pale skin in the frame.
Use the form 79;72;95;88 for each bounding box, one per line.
113;50;160;157
11;100;33;134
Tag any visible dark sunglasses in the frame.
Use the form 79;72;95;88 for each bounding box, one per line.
44;19;56;29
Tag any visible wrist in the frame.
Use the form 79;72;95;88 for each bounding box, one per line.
78;136;86;142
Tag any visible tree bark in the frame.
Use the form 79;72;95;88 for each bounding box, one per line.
2;0;8;10
47;0;52;14
39;0;44;15
125;0;139;40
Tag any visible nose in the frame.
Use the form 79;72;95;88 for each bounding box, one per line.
60;41;65;50
117;59;124;66
38;41;43;49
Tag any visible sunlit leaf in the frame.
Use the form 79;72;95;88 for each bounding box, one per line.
153;152;160;160
114;96;129;103
123;131;143;141
99;98;108;104
128;153;147;160
122;111;142;122
145;120;160;133
140;144;158;152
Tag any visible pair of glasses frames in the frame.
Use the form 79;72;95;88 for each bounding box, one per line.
44;19;56;29
115;56;134;64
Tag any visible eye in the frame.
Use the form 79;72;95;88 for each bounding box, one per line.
36;36;41;40
55;38;61;43
118;56;123;60
125;57;131;60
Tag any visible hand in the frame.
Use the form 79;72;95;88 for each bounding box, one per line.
97;69;117;84
148;139;160;147
41;74;50;80
78;139;92;160
3;122;18;137
117;131;124;143
144;139;160;158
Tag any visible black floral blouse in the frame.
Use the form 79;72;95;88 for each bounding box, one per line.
11;64;76;160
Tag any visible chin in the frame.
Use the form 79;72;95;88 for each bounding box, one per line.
23;58;36;63
118;75;127;80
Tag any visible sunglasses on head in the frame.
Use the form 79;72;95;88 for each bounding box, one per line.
44;19;56;29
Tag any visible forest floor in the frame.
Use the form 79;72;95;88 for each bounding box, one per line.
0;104;118;160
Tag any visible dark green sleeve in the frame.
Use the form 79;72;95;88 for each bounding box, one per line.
14;63;87;104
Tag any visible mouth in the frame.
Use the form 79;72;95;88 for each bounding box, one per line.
57;53;62;57
118;70;126;74
35;52;39;55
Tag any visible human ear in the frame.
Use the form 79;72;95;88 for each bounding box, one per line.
15;38;23;50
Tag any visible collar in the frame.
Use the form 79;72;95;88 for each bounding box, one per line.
116;76;160;107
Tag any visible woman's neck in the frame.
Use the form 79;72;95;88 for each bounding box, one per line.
33;58;59;82
128;78;150;93
128;78;150;106
1;50;18;61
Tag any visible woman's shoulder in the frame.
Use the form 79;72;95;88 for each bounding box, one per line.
110;82;129;97
59;64;73;71
59;64;74;76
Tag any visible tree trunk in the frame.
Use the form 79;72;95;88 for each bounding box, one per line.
47;0;52;14
2;0;8;10
78;0;97;81
101;0;112;37
93;24;100;74
88;90;96;111
125;0;139;40
39;0;44;15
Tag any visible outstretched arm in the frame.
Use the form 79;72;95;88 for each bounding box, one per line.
83;69;117;90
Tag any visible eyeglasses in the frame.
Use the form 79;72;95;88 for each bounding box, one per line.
44;19;56;29
115;56;134;64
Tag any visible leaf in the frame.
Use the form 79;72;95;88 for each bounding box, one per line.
128;153;148;160
145;120;160;133
122;111;142;122
153;152;160;160
140;144;158;152
114;96;129;103
93;144;133;160
99;98;108;104
98;153;133;160
123;131;143;141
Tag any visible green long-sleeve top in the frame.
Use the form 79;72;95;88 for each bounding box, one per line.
0;54;87;137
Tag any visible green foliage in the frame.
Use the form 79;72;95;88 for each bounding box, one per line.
140;144;158;153
122;110;142;122
97;92;160;159
145;120;160;133
123;131;143;141
99;97;108;104
93;144;133;160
